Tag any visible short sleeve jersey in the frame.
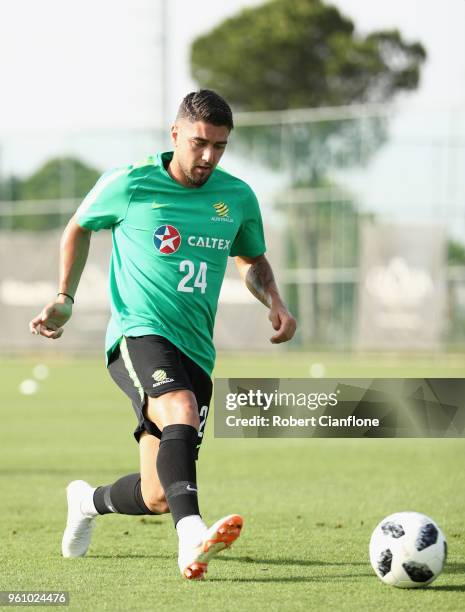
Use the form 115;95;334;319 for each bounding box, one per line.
76;151;266;375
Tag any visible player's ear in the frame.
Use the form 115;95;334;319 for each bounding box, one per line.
170;124;178;147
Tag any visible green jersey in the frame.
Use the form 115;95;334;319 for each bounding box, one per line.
76;151;266;375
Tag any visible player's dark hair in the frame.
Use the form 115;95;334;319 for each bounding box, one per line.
177;90;234;130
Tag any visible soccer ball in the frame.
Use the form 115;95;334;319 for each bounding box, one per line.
369;511;447;588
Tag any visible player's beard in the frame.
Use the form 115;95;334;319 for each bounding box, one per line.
182;162;213;187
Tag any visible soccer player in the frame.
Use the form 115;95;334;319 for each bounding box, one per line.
29;90;296;580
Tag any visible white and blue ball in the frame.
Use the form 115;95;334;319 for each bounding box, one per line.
369;511;447;588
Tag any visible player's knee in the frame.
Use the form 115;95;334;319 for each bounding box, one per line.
149;498;169;514
175;400;200;430
143;489;169;514
148;392;200;430
167;393;200;429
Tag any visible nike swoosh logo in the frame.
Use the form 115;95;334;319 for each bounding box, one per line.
186;485;198;492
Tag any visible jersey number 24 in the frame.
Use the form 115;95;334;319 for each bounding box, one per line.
177;260;207;294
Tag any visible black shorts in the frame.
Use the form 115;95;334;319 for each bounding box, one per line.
107;335;212;457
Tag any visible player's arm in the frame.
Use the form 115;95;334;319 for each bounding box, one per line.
29;215;92;339
234;254;297;344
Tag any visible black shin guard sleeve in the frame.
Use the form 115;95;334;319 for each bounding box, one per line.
156;424;199;526
93;473;156;515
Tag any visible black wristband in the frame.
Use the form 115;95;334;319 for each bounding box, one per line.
57;292;75;304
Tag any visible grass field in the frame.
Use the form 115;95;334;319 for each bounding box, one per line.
1;353;464;611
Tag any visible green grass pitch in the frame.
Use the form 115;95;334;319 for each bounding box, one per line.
1;353;464;611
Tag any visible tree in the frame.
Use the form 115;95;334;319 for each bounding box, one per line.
0;157;100;231
191;0;426;183
191;0;427;184
191;0;426;111
191;0;427;346
448;240;465;267
191;0;426;342
19;157;100;201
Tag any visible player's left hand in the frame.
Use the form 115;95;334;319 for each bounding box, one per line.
268;302;297;344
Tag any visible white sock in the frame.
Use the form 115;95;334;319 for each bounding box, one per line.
176;515;207;548
80;486;98;518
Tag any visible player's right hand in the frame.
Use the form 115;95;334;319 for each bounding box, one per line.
29;298;73;339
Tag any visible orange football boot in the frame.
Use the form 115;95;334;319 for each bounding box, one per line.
181;514;243;580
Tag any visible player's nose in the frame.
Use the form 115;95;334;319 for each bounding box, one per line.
201;147;214;165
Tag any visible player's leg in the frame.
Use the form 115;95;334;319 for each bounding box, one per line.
138;431;168;514
82;431;169;519
63;335;242;571
144;390;209;577
85;351;172;518
145;360;242;579
62;345;166;558
61;445;167;560
62;337;195;558
177;356;242;579
146;388;200;510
